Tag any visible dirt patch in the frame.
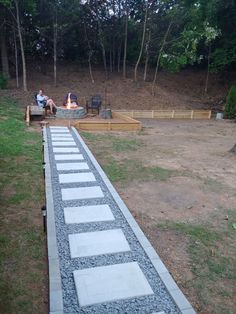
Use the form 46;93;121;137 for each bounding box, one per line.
118;176;236;223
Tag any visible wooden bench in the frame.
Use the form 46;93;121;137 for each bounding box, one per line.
25;105;45;126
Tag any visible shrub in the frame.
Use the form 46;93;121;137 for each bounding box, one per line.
0;72;7;89
224;86;236;119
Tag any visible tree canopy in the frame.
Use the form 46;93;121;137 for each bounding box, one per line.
0;0;236;88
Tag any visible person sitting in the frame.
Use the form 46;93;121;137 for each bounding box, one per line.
36;90;57;114
63;92;78;107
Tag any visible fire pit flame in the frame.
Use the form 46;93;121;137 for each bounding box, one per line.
66;93;71;109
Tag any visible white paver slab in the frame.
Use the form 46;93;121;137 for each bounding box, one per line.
52;141;76;146
50;127;68;129
53;147;79;153
51;134;72;138
51;137;74;141
73;262;154;306
56;162;89;171
64;204;114;224
54;154;83;161
59;172;96;184
69;229;130;258
50;130;70;133
61;186;104;201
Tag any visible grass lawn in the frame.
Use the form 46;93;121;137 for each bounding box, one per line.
0;97;47;313
81;129;236;314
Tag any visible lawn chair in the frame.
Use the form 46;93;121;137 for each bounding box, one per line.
86;95;102;114
33;93;52;115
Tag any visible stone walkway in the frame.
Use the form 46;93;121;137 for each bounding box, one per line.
43;126;196;314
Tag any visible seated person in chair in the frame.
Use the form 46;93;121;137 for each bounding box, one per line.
63;92;78;107
36;90;57;114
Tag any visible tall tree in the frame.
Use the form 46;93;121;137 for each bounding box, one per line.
134;0;148;82
123;0;129;78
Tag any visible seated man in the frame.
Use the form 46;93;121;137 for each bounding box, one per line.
36;90;57;114
63;92;78;106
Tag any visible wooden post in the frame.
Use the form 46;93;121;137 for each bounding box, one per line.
172;110;175;118
26;105;30;126
152;110;154;118
191;110;194;119
208;110;212;119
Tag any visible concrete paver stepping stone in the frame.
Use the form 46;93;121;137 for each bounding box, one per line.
50;127;69;129
50;130;70;133
64;204;115;224
73;262;154;306
52;141;76;146
56;162;89;171
69;229;130;258
53;147;80;153
59;172;96;184
54;154;84;161
61;186;104;201
51;137;74;141
51;134;72;137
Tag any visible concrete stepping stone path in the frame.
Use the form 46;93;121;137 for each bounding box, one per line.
44;126;196;314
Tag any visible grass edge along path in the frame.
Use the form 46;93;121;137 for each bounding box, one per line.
0;97;47;314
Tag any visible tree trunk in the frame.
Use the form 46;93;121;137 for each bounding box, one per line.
110;50;112;72
152;21;172;96
84;21;94;83
143;30;151;81
15;0;27;91
13;26;19;88
117;45;121;72
134;1;148;82
95;0;107;79
0;25;10;79
53;9;58;87
123;0;128;79
205;44;211;94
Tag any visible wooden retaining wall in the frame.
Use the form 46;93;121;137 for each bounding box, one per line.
75;112;142;131
114;110;212;120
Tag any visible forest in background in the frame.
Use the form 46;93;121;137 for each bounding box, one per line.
0;0;236;94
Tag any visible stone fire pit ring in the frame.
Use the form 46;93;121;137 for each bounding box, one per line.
56;106;86;119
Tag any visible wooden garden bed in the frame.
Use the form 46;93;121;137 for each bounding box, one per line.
115;109;212;120
75;112;142;131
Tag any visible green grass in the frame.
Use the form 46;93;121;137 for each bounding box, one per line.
158;215;236;313
0;97;46;313
81;131;142;152
103;158;175;183
81;131;176;184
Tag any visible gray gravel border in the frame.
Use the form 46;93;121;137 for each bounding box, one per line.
72;127;196;314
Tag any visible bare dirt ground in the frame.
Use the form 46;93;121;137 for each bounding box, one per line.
110;119;236;313
118;120;236;222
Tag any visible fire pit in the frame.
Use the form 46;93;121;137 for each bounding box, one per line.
56;93;86;119
56;106;86;119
